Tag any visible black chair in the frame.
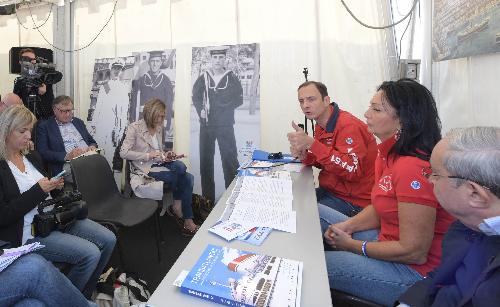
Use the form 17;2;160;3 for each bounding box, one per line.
331;289;384;307
122;159;173;217
70;154;163;266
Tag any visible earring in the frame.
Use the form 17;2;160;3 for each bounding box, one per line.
395;128;402;139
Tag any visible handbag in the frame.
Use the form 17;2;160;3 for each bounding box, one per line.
191;193;215;224
94;267;151;307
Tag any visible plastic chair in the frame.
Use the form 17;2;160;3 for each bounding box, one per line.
122;159;173;215
331;289;384;307
70;154;163;265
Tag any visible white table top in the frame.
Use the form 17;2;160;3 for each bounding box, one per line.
148;166;332;307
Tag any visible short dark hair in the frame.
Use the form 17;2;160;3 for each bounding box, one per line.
53;95;73;106
377;78;441;161
298;81;329;99
18;48;35;60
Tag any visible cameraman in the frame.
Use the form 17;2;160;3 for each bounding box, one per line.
0;105;116;298
13;48;55;120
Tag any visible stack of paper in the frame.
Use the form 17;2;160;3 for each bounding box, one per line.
175;244;303;307
0;242;45;272
209;175;296;244
228;176;295;232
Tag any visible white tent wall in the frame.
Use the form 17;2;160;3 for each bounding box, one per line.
0;0;391;159
421;0;499;134
71;0;391;162
431;49;500;133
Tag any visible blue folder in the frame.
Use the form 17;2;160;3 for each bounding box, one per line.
251;149;300;163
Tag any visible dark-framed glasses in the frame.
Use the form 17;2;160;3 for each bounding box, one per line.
421;166;492;192
421;166;466;181
55;106;74;114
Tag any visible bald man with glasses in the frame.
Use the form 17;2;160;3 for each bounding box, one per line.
36;95;98;178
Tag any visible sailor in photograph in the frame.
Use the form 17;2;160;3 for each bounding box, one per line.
131;50;174;132
192;46;243;202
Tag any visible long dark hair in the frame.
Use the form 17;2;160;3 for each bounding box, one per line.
377;78;441;161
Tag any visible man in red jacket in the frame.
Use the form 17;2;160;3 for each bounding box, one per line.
287;81;377;216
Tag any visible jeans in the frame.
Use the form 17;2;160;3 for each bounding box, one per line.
28;218;116;298
0;253;92;306
149;160;195;219
318;204;423;306
316;187;362;217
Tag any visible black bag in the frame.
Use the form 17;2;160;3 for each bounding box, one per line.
96;267;151;304
192;194;215;224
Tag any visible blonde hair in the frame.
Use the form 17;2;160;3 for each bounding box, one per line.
143;98;166;129
0;105;36;160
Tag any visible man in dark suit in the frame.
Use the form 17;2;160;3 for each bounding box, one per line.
398;127;500;307
36;95;98;177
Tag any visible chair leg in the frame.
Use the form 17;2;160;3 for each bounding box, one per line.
154;211;163;263
101;222;126;271
116;234;127;271
156;202;165;243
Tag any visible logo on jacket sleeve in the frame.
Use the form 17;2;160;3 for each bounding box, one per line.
345;137;353;145
411;180;421;190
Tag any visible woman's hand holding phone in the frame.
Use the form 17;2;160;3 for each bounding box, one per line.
38;177;64;193
162;151;186;162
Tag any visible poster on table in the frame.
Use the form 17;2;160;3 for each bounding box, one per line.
190;43;261;202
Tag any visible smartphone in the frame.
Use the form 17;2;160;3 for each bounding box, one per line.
51;170;66;180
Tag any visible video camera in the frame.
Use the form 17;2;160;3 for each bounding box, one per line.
32;191;88;238
19;56;62;89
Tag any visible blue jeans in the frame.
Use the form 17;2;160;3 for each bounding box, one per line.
149;160;194;219
0;253;93;306
318;204;423;306
316;187;362;217
28;218;116;298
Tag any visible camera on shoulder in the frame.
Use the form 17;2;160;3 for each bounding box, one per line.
18;57;62;89
32;191;88;238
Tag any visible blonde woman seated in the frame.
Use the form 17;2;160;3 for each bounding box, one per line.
120;98;199;236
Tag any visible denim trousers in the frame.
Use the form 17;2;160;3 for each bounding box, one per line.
318;204;423;306
316;187;362;217
27;218;116;298
149;160;194;219
0;253;94;306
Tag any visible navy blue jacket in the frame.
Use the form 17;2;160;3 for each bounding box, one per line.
398;221;500;306
36;117;97;176
192;70;243;126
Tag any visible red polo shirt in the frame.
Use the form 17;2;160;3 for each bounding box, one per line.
372;135;454;276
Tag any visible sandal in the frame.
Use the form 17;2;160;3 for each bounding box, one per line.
166;206;184;227
181;225;200;237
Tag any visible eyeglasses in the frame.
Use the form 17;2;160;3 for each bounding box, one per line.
55;106;74;114
21;56;36;62
422;166;492;191
421;166;467;181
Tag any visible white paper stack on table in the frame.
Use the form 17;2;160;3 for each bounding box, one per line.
209;174;296;244
0;242;45;272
